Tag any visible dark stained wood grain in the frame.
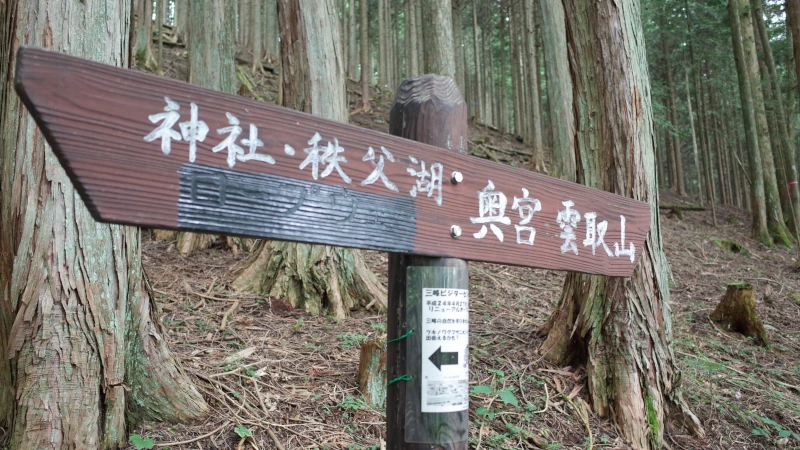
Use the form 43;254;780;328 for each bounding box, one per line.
386;75;469;449
14;47;651;276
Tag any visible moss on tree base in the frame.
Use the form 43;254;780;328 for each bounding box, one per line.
357;340;387;408
711;282;769;346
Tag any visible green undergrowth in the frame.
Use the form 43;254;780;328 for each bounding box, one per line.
676;334;800;448
712;239;751;256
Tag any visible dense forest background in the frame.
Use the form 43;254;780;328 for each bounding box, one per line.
1;0;799;449
139;0;800;249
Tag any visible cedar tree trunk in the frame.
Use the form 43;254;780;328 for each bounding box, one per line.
177;0;239;255
539;1;703;448
0;1;207;448
232;0;387;319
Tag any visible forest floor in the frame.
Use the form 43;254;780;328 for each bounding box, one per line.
126;47;800;449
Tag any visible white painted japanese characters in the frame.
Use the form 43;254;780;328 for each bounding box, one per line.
144;98;639;265
143;97;442;200
469;181;637;264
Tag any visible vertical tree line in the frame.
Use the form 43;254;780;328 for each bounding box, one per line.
646;0;800;247
131;0;557;169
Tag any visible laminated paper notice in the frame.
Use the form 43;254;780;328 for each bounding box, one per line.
420;288;469;413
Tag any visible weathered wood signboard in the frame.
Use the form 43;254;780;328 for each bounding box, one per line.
14;47;650;276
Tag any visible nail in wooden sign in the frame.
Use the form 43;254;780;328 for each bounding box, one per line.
14;47;651;277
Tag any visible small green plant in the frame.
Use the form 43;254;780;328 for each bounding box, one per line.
497;388;519;407
645;395;659;444
470;385;494;395
339;395;367;411
487;368;505;378
752;416;800;442
475;406;496;420
129;434;155;450
234;425;252;438
292;317;304;333
712;239;751;256
370;322;387;331
338;333;367;348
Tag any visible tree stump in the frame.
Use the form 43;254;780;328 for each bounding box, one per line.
357;340;387;408
711;283;769;346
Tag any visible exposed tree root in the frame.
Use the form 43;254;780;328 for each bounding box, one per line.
176;232;214;256
540;268;704;449
232;241;386;318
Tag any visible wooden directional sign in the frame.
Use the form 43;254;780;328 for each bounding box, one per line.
14;47;651;276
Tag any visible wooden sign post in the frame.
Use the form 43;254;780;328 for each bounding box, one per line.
386;76;469;449
14;47;653;449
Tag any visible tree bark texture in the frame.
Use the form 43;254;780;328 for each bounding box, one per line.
175;0;189;44
348;0;359;78
0;1;207;448
357;340;387;408
698;77;718;225
752;0;800;237
407;0;420;78
232;0;386;319
729;0;769;242
360;0;371;109
523;0;544;171
471;0;483;122
252;0;264;73
662;33;685;196
452;0;466;95
134;0;156;69
539;1;703;448
737;0;791;245
711;283;769;347
540;0;574;179
378;0;387;88
265;0;280;63
421;0;456;79
684;70;704;204
788;0;800;118
188;0;237;94
181;0;239;255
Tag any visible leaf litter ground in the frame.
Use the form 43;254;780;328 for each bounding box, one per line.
125;47;800;450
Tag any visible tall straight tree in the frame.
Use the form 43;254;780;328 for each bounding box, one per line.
737;0;792;245
752;0;800;236
232;0;387;319
0;1;207;448
252;0;264;73
539;0;703;448
471;0;483;122
265;0;280;63
659;13;685;196
540;0;574;179
729;0;770;242
348;0;359;78
788;0;800;111
407;0;420;77
134;0;156;69
175;0;189;44
421;0;456;78
523;0;544;170
378;0;388;88
452;0;467;94
178;0;238;255
360;0;371;110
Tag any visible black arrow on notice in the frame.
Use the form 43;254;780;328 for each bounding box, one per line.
428;347;459;371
